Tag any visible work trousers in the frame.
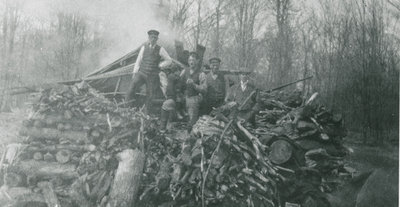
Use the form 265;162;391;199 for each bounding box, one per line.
200;97;224;116
125;71;158;110
160;99;176;130
186;95;202;131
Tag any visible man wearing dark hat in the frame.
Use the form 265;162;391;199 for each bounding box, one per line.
201;57;229;115
180;52;206;132
126;29;172;110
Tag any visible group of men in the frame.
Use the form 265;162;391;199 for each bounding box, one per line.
126;30;259;132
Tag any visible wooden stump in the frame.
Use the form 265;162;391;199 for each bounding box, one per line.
107;149;145;207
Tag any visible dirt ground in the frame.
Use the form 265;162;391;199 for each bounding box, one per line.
0;110;398;204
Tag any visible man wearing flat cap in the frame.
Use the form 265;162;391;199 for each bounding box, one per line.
201;57;229;115
126;29;172;110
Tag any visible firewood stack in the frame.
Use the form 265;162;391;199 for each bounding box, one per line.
3;82;152;207
242;91;351;206
137;116;282;207
136;91;352;207
2;82;352;207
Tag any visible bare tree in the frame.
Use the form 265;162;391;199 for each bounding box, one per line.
229;0;264;69
0;0;21;111
170;0;194;39
266;0;294;86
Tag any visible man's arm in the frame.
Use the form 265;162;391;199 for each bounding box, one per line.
159;47;172;69
133;46;145;74
195;72;207;93
224;76;230;102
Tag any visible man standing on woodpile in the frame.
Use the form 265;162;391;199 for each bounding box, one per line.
200;57;229;115
180;52;206;132
125;30;172;111
224;72;261;126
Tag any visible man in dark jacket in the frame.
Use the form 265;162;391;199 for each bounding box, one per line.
225;73;260;125
180;52;206;132
125;30;172;110
201;57;229;115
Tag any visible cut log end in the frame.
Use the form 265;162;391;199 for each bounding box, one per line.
56;150;71;164
269;140;293;165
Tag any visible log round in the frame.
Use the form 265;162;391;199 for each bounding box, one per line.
107;149;145;207
4;172;24;187
269;140;293;165
56;150;71;164
43;152;55;162
33;152;43;161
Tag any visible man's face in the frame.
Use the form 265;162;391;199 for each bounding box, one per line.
240;74;249;82
188;56;198;69
148;34;158;45
210;61;220;73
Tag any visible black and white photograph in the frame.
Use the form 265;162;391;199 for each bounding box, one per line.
0;0;398;206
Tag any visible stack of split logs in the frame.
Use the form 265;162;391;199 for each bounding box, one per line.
1;81;351;207
136;91;351;207
2;82;153;207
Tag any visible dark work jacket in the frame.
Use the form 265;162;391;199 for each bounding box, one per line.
227;82;257;111
205;73;226;102
181;69;201;97
140;44;161;75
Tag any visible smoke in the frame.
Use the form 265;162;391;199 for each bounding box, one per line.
22;0;176;66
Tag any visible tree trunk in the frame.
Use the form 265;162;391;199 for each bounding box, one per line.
107;149;145;207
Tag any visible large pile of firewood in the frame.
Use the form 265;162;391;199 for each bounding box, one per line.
1;82;352;207
136;91;352;207
1;82;154;207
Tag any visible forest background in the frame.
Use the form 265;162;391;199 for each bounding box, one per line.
0;0;398;144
